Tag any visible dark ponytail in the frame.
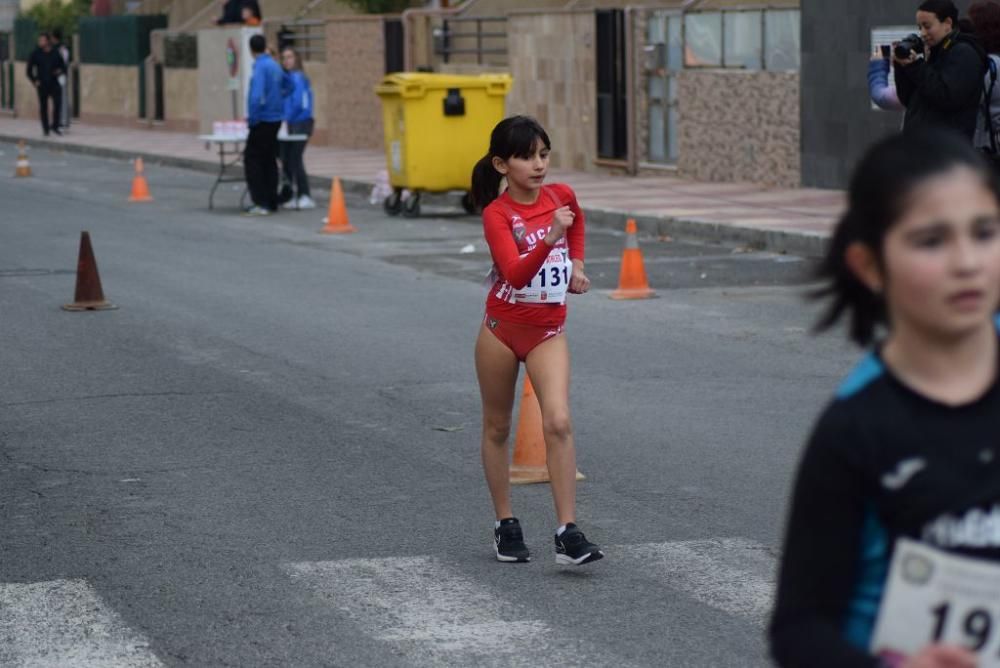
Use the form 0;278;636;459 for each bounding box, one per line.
470;115;551;211
813;129;1000;346
471;154;503;212
813;210;889;346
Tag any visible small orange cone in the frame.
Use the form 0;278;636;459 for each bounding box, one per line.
610;219;656;300
128;157;153;202
14;140;31;177
62;231;117;311
510;377;585;485
320;177;356;234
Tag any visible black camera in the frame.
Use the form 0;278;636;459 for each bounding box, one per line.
894;33;924;59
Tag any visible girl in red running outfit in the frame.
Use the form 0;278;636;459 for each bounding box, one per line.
470;116;604;566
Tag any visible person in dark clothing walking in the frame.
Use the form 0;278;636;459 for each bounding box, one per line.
243;35;285;216
26;33;66;137
894;0;987;141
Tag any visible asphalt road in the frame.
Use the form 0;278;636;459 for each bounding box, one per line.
0;144;858;667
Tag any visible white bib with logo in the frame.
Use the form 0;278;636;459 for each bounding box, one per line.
870;538;1000;666
512;247;572;305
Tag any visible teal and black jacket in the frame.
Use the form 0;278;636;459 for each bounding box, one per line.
769;317;1000;667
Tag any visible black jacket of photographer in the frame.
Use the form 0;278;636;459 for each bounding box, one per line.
895;31;987;140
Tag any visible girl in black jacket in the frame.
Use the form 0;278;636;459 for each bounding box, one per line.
770;131;1000;668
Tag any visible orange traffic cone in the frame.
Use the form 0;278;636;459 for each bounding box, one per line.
610;218;656;300
62;231;117;311
510;377;585;485
128;157;153;202
320;177;356;234
14;140;31;177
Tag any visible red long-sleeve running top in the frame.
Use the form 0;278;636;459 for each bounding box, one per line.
483;183;585;327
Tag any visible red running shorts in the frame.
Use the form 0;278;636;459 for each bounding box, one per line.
484;313;565;362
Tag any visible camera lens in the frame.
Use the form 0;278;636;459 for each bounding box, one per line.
894;34;923;59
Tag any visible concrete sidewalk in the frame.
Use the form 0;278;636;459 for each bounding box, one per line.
0;118;843;256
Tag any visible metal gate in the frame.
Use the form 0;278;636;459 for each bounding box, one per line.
596;9;627;161
0;33;11;112
645;10;682;164
384;18;404;74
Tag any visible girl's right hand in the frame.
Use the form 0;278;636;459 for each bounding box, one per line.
544;206;575;245
900;645;978;668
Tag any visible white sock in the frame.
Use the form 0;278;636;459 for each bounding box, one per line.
495;521;502;529
556;524;568;536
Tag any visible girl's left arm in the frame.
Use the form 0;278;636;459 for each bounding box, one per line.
564;186;586;263
558;187;588;293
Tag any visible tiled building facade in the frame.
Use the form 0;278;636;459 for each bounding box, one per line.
507;10;597;174
502;3;802;186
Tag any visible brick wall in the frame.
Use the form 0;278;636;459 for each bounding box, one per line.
506;10;597;173
325;16;385;150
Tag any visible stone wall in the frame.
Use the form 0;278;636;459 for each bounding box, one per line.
506;10;597;173
162;67;198;132
325;16;385;150
677;70;800;187
78;64;140;125
13;61;37;120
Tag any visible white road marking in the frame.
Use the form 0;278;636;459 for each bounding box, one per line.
282;556;627;667
626;538;777;623
0;579;163;667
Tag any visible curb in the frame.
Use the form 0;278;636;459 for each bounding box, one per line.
0;132;374;199
583;207;830;258
2;133;830;257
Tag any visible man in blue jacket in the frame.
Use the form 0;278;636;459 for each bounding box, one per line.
244;35;285;215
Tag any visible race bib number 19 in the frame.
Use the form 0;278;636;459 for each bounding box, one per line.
871;538;1000;667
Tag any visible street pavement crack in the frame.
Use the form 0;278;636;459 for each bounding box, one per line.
1;390;235;408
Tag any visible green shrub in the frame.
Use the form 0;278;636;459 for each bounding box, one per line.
22;0;90;38
345;0;417;14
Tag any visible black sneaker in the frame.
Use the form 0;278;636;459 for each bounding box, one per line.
494;518;530;563
555;523;604;565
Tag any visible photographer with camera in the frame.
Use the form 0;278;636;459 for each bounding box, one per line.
894;0;987;141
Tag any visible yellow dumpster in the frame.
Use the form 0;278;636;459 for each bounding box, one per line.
375;72;512;217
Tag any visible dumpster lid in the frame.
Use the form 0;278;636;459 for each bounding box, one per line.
375;72;512;98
